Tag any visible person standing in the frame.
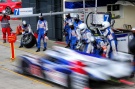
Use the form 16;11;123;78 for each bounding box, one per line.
69;22;77;50
36;14;48;52
0;10;11;43
63;13;73;48
101;21;117;58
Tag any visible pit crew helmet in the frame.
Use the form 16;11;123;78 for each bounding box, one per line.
102;21;110;29
22;20;27;25
78;23;87;33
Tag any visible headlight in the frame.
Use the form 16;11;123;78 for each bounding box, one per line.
129;34;134;41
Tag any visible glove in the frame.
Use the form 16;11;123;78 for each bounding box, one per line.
44;31;48;36
82;40;86;44
22;32;25;35
10;28;13;32
64;32;68;36
45;32;47;36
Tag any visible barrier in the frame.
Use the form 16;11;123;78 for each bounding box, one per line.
10;10;83;18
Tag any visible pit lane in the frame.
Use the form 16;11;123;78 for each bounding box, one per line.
0;20;135;89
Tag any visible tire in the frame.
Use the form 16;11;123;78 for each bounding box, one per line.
129;38;135;55
65;75;71;89
21;61;30;75
21;33;36;48
5;7;12;15
67;73;90;89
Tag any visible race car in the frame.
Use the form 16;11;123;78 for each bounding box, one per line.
16;46;134;89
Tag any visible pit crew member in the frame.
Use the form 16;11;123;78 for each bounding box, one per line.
69;22;77;50
36;14;48;52
78;23;95;53
19;20;33;48
101;21;117;58
0;10;11;43
63;13;73;48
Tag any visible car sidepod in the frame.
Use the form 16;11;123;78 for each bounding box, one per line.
40;58;72;87
18;55;44;78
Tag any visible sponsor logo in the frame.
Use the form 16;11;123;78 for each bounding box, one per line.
45;70;67;86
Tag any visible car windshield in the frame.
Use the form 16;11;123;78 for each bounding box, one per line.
12;0;20;2
0;0;6;2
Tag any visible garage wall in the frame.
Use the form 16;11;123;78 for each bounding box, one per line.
22;0;63;41
64;4;135;29
114;6;135;28
124;6;135;28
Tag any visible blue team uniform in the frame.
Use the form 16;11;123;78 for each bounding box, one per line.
64;18;73;45
69;28;77;50
37;20;47;49
74;20;82;30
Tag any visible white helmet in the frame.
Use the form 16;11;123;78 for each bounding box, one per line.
2;10;6;15
102;21;110;29
74;14;79;19
69;22;73;26
22;20;27;25
78;23;87;33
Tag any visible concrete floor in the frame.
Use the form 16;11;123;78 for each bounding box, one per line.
0;20;134;89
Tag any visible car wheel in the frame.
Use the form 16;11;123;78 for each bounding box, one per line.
21;60;30;75
22;33;36;48
66;73;90;89
5;7;12;15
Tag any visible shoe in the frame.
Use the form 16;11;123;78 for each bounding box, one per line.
19;45;23;48
3;40;6;43
36;48;40;52
65;45;69;48
43;48;47;51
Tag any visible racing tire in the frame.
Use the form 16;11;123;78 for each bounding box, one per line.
129;38;135;55
21;33;37;48
21;60;30;75
66;74;90;89
5;7;12;15
65;75;71;89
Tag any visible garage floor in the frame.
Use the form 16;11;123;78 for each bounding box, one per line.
0;20;134;89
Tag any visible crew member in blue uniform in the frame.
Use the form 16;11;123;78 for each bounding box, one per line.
101;21;117;58
64;13;73;48
73;14;82;30
78;23;95;53
69;22;77;50
36;14;48;52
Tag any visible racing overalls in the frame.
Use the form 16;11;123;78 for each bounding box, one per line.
69;28;77;50
20;24;33;47
64;17;73;46
102;27;117;58
74;20;82;43
37;20;48;49
0;15;11;42
74;20;82;30
81;29;94;53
